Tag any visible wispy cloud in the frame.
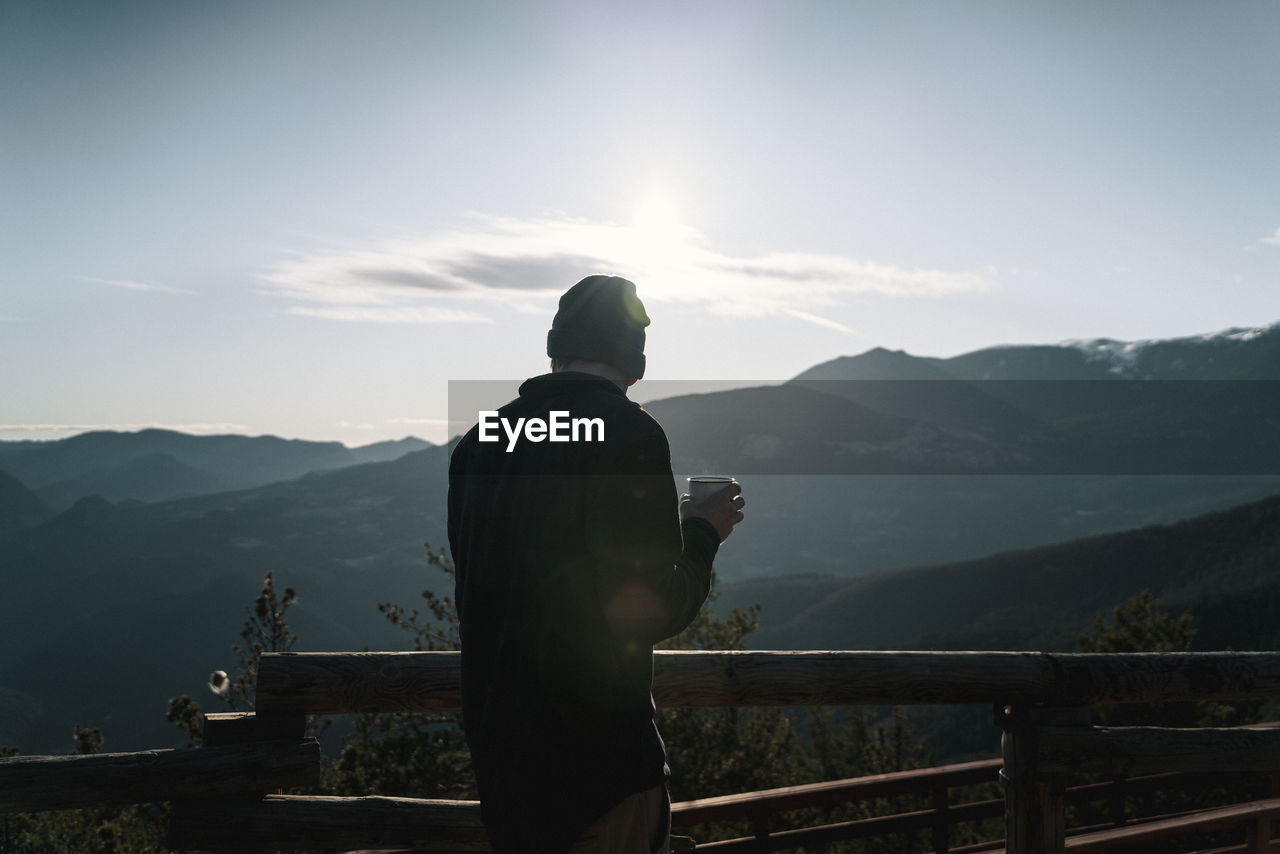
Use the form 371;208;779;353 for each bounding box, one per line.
386;417;451;426
77;276;195;295
258;213;993;325
289;306;492;324
1260;227;1280;247
785;309;858;334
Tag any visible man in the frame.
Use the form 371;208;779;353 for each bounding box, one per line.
448;275;745;853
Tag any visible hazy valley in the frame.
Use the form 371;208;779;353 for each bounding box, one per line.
2;322;1279;754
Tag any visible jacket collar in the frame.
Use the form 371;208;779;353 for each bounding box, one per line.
518;371;626;398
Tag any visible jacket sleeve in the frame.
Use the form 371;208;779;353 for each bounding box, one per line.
585;420;718;645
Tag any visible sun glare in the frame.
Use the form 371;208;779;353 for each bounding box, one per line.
632;192;684;235
623;191;699;285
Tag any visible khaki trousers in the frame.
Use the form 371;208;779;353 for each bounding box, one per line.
565;784;670;854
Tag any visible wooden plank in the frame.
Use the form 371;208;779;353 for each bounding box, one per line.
949;842;1006;854
167;792;1004;854
938;809;1280;854
691;799;1003;852
1195;842;1280;853
254;650;1280;715
671;759;1000;825
654;651;1056;708
1063;797;1280;852
160;768;1280;853
674;766;1180;839
1062;770;1181;803
1038;725;1280;776
167;794;489;852
0;739;320;813
257;651;461;714
202;711;306;747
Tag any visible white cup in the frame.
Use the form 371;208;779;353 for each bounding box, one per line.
687;475;737;502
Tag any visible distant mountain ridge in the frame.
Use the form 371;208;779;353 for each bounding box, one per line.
1060;323;1280;379
648;321;1280;477
0;429;431;512
0;470;53;536
641;319;1280;581
795;321;1280;382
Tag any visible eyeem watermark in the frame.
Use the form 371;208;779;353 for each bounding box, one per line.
478;410;605;453
451;379;1280;473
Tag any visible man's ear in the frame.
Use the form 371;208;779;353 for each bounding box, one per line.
628;378;638;388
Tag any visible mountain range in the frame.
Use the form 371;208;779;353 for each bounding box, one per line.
2;321;1278;754
0;449;447;755
798;322;1280;381
0;429;430;511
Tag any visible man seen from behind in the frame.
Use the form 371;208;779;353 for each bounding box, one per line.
448;275;745;853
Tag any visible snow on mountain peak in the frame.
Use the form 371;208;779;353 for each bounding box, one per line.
1201;323;1278;344
1057;336;1149;375
1059;321;1279;375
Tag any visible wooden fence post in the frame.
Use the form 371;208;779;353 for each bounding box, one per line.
997;704;1076;854
749;805;770;853
1108;775;1126;828
166;710;311;852
931;780;950;853
1245;816;1272;854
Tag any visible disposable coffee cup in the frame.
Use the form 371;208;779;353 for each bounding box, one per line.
688;475;737;502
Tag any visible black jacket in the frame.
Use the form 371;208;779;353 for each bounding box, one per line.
448;372;718;852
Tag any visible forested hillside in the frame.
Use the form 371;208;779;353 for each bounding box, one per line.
719;493;1280;653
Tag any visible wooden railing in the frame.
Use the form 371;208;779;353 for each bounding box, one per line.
671;758;1005;852
254;649;1280;711
5;650;1280;852
669;761;1277;853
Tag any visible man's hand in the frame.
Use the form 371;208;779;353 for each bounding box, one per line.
679;482;745;543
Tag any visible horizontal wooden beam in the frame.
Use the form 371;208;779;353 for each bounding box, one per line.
672;758;1000;825
202;711;306;747
168;790;1006;854
694;799;1005;852
254;650;1280;715
1038;725;1280;776
167;794;488;852
0;739;320;813
1063;796;1280;852
162;768;1280;853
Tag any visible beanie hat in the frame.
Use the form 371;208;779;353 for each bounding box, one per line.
546;275;650;379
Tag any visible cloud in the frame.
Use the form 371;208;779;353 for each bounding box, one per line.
258;213;993;324
785;309;857;334
1260;228;1280;247
287;305;492;324
77;276;195;295
386;417;451;425
445;253;608;292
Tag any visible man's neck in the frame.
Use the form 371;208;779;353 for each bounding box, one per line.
553;359;632;393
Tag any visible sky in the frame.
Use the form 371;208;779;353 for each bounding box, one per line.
3;0;1278;446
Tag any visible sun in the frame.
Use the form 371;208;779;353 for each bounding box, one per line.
628;190;697;258
632;192;684;236
615;189;700;287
